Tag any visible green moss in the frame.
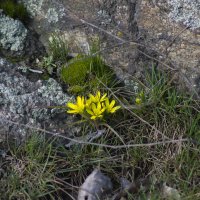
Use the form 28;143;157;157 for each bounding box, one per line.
60;52;119;95
0;0;29;23
60;55;91;86
68;85;86;94
41;35;119;95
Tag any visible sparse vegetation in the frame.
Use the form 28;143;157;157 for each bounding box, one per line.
1;28;200;199
48;34;69;64
0;0;29;23
1;63;199;199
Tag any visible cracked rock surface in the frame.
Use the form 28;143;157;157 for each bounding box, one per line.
0;57;74;142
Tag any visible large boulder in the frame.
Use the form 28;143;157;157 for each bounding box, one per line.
136;0;200;95
17;0;200;95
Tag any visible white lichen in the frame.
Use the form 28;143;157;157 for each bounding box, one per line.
168;0;200;29
19;0;44;17
0;12;27;52
45;7;66;24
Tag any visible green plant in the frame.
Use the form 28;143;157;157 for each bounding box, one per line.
40;55;56;74
60;53;118;95
0;134;72;199
40;35;118;95
0;0;29;23
1;65;200;199
48;33;69;63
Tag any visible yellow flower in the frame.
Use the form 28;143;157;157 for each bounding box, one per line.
135;90;145;105
89;91;107;103
117;31;123;37
67;91;121;121
86;102;105;120
67;96;85;114
135;97;142;105
85;98;92;108
104;98;121;113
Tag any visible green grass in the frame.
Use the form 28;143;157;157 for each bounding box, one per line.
48;34;69;64
0;0;29;23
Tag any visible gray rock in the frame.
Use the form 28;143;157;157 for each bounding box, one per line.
15;0;200;96
19;0;66;22
18;0;44;17
78;169;113;200
0;11;27;55
0;57;74;141
168;0;200;30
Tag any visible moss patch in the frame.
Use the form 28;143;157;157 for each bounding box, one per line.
60;53;117;95
61;54;91;86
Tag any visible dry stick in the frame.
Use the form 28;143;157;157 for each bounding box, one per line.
80;19;176;71
102;123;128;151
80;19;126;43
137;48;175;71
80;16;199;97
165;25;190;52
0;118;189;149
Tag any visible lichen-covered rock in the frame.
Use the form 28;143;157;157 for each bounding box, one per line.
19;0;67;24
15;0;200;95
168;0;200;30
18;0;44;17
0;11;27;55
136;0;200;94
0;57;74;141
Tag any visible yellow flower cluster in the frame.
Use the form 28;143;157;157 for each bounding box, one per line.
135;91;145;105
67;91;121;120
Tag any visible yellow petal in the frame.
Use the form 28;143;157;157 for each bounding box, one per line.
97;102;101;111
110;106;121;113
86;99;91;107
97;91;101;99
105;98;109;107
89;94;96;102
67;110;78;114
91;115;97;120
67;103;77;109
91;103;97;113
77;96;82;105
101;93;107;101
86;109;94;116
135;97;142;104
110;100;116;108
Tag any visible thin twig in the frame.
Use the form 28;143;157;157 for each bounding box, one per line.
0;118;190;149
80;19;126;43
166;25;190;52
80;18;176;71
